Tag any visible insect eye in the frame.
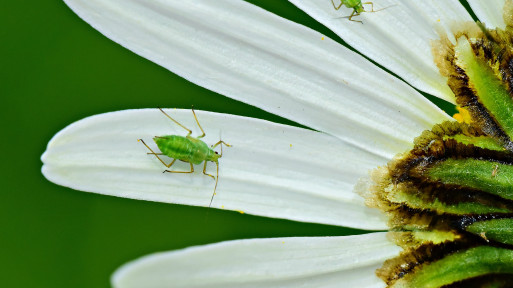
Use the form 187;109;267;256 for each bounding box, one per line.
215;151;219;154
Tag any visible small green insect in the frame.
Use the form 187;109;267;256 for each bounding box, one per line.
331;0;377;23
138;108;231;207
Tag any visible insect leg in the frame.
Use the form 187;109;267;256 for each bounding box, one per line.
158;107;193;136
202;161;215;180
330;0;344;10
348;10;363;23
212;140;231;148
363;2;374;12
212;140;232;157
138;139;176;168
191;106;206;138
164;162;194;174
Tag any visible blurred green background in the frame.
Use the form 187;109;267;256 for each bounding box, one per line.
2;1;466;287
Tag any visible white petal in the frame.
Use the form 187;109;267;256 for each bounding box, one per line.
290;0;473;103
112;232;401;288
42;109;389;229
64;0;451;159
467;0;506;29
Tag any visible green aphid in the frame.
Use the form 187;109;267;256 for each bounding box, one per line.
330;0;377;23
138;108;231;207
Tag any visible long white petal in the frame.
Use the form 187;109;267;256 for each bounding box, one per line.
112;232;400;288
467;0;506;29
64;0;451;159
42;109;388;229
290;0;473;103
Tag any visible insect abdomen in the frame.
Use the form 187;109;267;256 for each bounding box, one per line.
154;135;210;165
154;135;194;161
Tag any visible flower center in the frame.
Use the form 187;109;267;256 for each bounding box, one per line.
366;6;513;287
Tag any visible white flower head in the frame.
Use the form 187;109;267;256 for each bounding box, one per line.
42;0;508;287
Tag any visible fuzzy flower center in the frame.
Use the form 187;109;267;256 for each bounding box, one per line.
365;4;513;287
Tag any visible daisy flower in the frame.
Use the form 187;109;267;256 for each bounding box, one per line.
41;0;513;287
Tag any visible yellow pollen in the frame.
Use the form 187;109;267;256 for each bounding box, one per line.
437;19;440;22
321;36;325;40
452;106;472;124
236;210;245;214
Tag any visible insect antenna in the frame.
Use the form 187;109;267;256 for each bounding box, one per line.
208;161;219;208
364;3;396;13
